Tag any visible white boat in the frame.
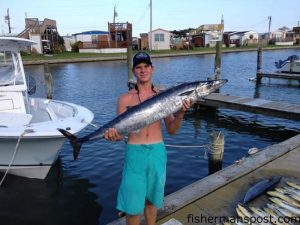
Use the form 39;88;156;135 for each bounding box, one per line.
275;55;300;73
0;37;94;179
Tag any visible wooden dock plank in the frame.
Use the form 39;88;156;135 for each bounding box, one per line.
199;93;300;120
257;72;300;80
157;136;300;225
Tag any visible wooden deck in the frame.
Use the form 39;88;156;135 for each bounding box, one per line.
108;134;300;225
198;93;300;120
256;71;300;85
156;134;300;225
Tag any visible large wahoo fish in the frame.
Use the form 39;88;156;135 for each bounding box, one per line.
58;79;227;159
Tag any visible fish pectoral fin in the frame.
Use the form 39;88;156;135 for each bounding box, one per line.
179;90;194;96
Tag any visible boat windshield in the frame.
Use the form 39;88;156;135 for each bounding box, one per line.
0;51;24;86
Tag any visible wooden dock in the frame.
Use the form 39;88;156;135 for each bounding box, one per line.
108;134;300;225
257;71;300;85
198;93;300;120
156;134;300;225
255;47;300;85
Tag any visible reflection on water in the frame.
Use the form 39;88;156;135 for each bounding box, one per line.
17;49;300;224
0;159;102;225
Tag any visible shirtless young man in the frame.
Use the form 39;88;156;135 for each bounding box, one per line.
105;52;191;225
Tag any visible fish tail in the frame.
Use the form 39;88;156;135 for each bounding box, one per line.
57;128;82;160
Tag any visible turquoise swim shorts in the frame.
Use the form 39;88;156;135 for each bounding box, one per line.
117;142;167;215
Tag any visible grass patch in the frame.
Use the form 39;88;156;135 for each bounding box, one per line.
21;45;299;62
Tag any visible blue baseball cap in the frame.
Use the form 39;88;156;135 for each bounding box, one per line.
133;52;152;68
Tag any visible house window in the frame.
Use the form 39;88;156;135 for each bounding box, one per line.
154;33;164;42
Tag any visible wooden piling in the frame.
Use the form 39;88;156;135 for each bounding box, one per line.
44;63;53;99
256;46;262;84
127;45;135;90
214;41;222;80
208;131;224;175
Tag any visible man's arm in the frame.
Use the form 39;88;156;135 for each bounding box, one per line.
164;99;192;135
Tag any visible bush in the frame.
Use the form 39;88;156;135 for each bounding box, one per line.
52;44;65;54
71;41;81;52
31;47;39;56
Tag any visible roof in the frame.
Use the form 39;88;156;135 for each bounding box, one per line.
149;28;170;34
0;37;36;51
224;31;258;36
72;30;108;36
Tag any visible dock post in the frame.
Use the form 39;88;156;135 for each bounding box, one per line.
127;44;135;90
208;131;224;175
214;41;222;80
44;63;53;99
290;57;295;73
256;46;262;84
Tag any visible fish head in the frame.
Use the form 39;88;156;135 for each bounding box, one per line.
176;79;228;103
194;79;228;100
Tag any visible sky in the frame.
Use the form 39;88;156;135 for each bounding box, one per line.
0;0;299;37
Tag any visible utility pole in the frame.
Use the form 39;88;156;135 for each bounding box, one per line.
5;8;11;33
267;16;272;44
114;5;118;48
149;0;152;51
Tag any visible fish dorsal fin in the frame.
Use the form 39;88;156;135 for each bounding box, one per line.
179;90;194;96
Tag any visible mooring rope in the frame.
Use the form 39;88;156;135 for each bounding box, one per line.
0;129;34;187
206;131;223;153
80;120;223;159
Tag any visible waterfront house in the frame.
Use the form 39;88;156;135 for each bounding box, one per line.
293;26;300;44
235;31;259;46
170;35;190;50
108;22;132;49
190;24;223;47
270;27;295;45
18;18;58;54
62;35;74;52
148;28;171;50
223;31;259;47
72;30;109;53
75;22;132;53
223;31;240;47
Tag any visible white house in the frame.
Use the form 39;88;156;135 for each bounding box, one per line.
73;30;108;43
204;31;222;47
237;31;259;45
63;35;74;52
149;28;171;50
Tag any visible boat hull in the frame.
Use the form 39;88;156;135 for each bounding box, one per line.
0;38;94;180
0;136;65;179
280;61;300;73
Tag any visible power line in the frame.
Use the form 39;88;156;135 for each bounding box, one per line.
134;4;150;26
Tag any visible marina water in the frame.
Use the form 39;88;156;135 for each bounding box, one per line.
0;49;299;225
